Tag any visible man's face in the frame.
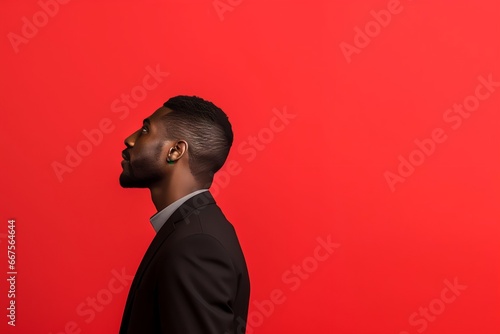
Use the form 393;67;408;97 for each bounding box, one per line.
119;107;172;188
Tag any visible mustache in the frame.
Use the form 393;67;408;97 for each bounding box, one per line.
122;150;130;161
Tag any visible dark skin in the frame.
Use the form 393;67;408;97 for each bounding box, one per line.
120;106;203;212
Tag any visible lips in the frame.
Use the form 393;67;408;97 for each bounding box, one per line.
122;150;130;161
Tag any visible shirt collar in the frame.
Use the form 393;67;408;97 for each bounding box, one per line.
149;189;209;233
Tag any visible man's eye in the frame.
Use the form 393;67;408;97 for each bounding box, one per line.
141;126;148;133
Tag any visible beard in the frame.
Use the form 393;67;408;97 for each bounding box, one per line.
119;145;164;188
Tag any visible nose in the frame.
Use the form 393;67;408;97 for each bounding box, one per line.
124;130;139;148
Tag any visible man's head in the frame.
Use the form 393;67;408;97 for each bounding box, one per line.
119;95;233;190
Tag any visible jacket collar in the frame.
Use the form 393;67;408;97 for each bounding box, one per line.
126;191;216;296
136;190;215;282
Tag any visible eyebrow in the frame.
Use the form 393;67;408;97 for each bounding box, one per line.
143;118;151;125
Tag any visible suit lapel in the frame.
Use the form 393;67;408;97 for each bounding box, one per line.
121;191;216;328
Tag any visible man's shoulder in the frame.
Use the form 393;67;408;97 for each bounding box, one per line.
172;202;237;244
158;201;246;262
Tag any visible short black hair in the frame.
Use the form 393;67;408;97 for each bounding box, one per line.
162;95;233;185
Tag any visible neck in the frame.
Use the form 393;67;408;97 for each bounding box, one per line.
149;181;203;212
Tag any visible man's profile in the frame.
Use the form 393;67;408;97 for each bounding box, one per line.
118;96;250;334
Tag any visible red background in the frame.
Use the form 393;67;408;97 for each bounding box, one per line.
1;0;499;333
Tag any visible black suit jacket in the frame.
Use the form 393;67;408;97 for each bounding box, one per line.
119;192;250;334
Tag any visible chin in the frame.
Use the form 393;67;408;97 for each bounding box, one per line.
120;174;140;188
119;176;133;188
119;173;154;188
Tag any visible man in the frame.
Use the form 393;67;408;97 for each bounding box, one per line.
118;96;250;334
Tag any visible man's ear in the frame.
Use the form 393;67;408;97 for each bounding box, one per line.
166;140;188;163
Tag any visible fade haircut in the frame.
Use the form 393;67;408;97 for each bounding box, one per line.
162;95;233;185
